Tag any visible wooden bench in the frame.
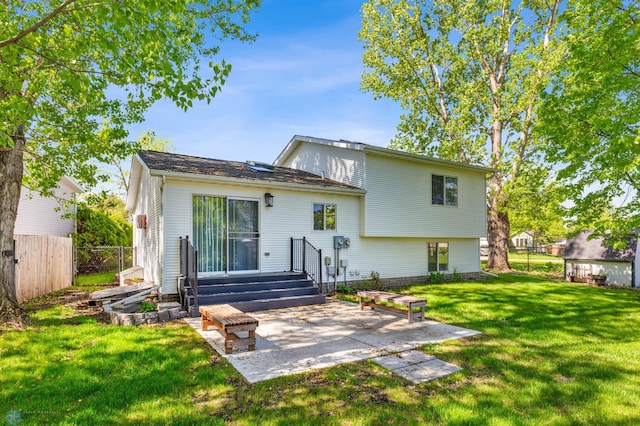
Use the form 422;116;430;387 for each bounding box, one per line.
199;304;259;354
357;290;426;323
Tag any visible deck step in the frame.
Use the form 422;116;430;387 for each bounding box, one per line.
184;272;324;317
198;272;306;285
187;286;319;305
185;279;314;296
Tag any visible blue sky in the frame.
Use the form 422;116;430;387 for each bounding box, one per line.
125;0;402;163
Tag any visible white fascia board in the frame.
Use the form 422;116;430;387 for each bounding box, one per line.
125;154;146;212
272;135;365;166
148;169;366;197
60;175;85;193
364;145;494;174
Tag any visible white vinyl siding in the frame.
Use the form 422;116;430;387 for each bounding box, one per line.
160;179;363;294
159;178;480;293
280;142;366;188
132;171;163;287
363;154;486;238
14;178;79;237
344;238;479;280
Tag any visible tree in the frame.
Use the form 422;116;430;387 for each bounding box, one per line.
76;203;132;248
360;0;562;270
506;165;566;247
0;0;260;326
75;203;132;274
103;131;175;199
538;0;640;248
84;192;130;224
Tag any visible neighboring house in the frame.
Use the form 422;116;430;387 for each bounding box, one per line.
546;239;566;257
564;230;638;287
14;175;84;302
511;231;534;250
126;135;491;298
14;175;84;237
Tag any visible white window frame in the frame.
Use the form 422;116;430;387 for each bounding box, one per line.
313;203;337;231
428;242;449;272
431;174;458;207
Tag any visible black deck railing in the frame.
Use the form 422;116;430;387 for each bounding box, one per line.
291;237;324;293
179;236;198;306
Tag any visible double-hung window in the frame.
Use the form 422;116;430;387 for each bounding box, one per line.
432;175;458;206
428;242;449;272
313;203;336;230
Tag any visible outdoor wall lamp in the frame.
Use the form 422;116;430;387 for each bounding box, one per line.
264;192;274;207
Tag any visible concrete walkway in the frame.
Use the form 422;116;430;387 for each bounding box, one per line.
185;298;480;383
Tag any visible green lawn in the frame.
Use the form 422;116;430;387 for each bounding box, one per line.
2;275;640;425
75;269;118;286
483;253;565;275
508;252;563;263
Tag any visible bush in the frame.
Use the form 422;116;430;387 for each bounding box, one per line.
75;203;132;272
429;271;446;284
139;301;156;312
336;285;356;295
76;203;132;247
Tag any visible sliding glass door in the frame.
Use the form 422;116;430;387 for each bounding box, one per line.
193;196;259;274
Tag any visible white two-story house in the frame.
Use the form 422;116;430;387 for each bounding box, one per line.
126;135;491;301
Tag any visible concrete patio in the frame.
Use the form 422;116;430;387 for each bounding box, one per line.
185;298;481;383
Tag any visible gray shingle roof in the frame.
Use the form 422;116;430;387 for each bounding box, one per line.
137;150;362;192
564;230;637;262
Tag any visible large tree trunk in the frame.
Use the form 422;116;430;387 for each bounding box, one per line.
0;126;30;327
486;173;511;271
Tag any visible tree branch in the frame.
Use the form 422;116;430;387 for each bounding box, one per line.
0;0;78;48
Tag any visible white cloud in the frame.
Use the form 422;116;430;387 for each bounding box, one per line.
125;2;403;164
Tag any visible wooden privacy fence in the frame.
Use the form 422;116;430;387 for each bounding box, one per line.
15;234;73;303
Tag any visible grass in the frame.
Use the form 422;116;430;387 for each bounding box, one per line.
508;252;563;263
75;269;118;286
2;275;640;424
482;253;565;275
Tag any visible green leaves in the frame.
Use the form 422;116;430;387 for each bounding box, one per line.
537;0;640;246
1;0;261;193
360;0;564;267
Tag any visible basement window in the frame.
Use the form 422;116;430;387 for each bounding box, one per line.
428;242;449;272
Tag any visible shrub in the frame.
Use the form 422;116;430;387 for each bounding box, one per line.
139;301;156;312
429;271;446;284
76;203;132;247
336;285;356;294
75;203;133;272
369;271;382;289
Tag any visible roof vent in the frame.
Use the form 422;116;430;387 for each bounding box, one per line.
245;161;274;173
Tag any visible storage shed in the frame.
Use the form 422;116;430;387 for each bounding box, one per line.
564;231;638;287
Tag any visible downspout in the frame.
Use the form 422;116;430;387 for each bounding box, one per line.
72;191;78;286
160;175;166;298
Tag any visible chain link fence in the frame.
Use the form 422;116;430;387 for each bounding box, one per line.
74;246;134;283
